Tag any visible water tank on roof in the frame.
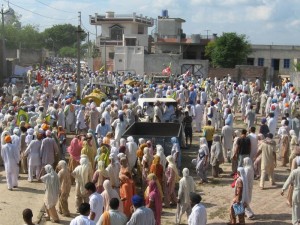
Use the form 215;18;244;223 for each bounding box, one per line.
106;11;115;18
162;10;168;18
191;34;201;43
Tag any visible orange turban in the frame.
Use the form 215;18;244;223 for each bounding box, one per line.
4;135;11;143
41;124;49;131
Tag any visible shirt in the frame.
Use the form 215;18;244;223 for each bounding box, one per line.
203;125;215;141
237;136;251;155
70;215;96;225
188;203;207;225
95;124;111;138
126;206;155;225
89;192;104;222
97;210;127;225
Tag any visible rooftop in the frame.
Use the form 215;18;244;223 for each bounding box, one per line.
90;12;154;27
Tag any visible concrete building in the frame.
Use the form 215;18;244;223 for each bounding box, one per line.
89;10;212;76
89;11;154;74
247;44;300;82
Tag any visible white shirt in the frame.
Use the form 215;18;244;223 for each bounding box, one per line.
70;215;96;225
126;206;155;225
248;133;258;160
188;203;207;225
89;192;104;222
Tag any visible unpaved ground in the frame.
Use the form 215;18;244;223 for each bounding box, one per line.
0;113;294;225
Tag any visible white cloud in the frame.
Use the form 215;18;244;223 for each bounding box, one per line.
245;5;273;21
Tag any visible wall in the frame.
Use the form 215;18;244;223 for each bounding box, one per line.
208;66;267;83
114;46;145;74
157;19;181;36
144;53;209;76
101;22;146;38
6;48;45;66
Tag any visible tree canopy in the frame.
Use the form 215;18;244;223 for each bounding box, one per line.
42;24;87;55
205;32;251;68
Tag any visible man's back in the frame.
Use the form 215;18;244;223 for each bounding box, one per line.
188;203;207;225
260;139;276;167
70;215;96;225
126;206;155;225
237;136;251;155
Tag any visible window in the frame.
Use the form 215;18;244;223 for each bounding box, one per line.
125;38;136;46
109;52;114;59
110;24;123;40
284;59;290;69
258;58;264;66
247;58;254;65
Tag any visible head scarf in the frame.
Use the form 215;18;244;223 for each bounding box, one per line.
156;145;167;170
236;167;249;204
78;157;91;195
120;138;126;147
166;155;180;182
171;137;178;144
42;164;60;209
290;130;296;137
199;137;208;147
103;180;115;198
127;136;134;142
57;160;67;170
182;168;189;177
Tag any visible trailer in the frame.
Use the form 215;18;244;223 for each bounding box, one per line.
122;122;182;155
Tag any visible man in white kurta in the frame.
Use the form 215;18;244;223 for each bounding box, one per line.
176;168;196;225
221;122;234;162
194;100;204;132
188;192;207;225
282;156;300;225
1;136;19;190
25;137;42;182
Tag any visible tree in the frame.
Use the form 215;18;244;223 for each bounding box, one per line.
5;24;43;49
59;46;76;57
205;32;251;68
42;24;87;54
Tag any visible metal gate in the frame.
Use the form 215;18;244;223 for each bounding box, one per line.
181;64;205;77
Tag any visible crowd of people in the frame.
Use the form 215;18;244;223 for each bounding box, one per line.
0;59;300;225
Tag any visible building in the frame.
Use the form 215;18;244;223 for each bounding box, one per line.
247;44;300;82
89;11;154;74
89;10;212;76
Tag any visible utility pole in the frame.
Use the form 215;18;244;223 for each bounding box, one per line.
76;11;82;99
1;5;8;85
104;41;107;83
204;29;210;40
87;32;90;58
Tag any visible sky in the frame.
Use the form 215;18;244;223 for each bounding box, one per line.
3;0;300;45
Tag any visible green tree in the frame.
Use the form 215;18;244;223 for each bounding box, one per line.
42;24;87;55
205;32;251;68
59;46;76;57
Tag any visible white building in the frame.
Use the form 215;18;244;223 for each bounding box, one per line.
89;11;154;74
248;45;300;80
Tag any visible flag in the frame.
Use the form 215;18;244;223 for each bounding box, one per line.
99;65;105;73
182;70;191;77
168;91;177;100
162;67;171;76
45;114;51;124
16;109;29;126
